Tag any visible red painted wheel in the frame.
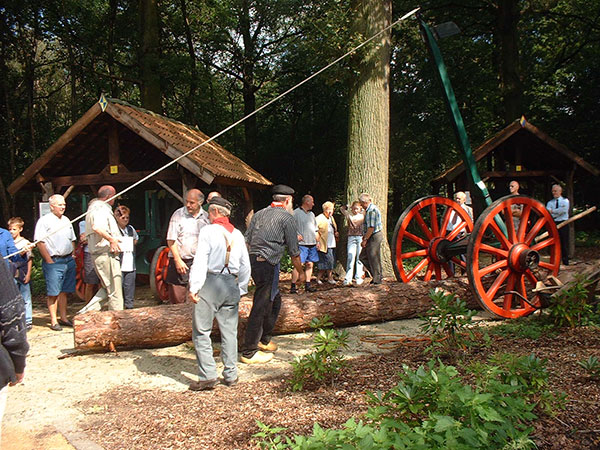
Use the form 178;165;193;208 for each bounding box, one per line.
392;196;474;282
149;246;170;302
466;195;560;319
74;243;86;300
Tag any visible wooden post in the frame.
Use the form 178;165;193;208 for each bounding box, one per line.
108;120;120;168
567;165;576;259
242;187;254;229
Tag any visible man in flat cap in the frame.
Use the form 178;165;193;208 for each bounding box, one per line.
188;197;250;390
242;184;304;364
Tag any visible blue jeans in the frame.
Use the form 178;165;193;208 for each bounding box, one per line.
16;280;32;326
192;273;240;382
344;235;364;283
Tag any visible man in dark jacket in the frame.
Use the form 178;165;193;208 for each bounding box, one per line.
0;256;29;446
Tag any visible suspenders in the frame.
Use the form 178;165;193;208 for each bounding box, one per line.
219;231;233;275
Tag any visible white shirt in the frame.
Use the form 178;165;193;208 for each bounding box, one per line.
166;207;210;259
446;204;473;232
119;225;139;272
546;196;569;222
326;218;336;249
34;213;76;257
189;224;251;296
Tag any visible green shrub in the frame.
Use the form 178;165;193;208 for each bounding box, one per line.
547;274;595;328
489;316;558;340
30;250;47;296
257;360;538;449
289;315;349;391
420;289;477;356
578;355;600;380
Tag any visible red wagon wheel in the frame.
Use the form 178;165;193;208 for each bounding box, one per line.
467;195;561;319
149;246;170;302
392;196;474;282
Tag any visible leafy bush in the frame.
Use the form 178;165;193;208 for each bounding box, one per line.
279;250;294;273
547;274;595;328
289;315;349;391
578;356;600;380
257;360;538;449
489;316;558;340
472;353;565;415
420;289;477;356
30;250;47;296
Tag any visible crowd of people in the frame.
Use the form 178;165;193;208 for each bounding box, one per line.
0;180;573;394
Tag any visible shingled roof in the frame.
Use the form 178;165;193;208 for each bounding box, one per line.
8;96;272;195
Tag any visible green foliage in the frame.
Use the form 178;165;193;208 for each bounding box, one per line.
547;274;595;328
577;356;600;380
575;230;600;248
288;315;349;391
30;250;47;297
472;353;566;416
279;250;294;273
420;290;477;356
490;316;558;340
259;360;540;449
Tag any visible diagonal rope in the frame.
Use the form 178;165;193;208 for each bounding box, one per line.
5;7;420;260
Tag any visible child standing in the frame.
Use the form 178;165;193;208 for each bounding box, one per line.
114;206;138;309
8;217;33;330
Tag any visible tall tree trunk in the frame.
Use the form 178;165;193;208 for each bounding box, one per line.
139;0;162;113
496;0;522;124
107;0;120;98
240;0;258;164
180;0;198;122
346;0;393;276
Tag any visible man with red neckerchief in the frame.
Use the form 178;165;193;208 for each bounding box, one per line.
242;184;304;364
187;197;250;390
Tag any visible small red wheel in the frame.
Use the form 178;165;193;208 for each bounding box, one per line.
392;196;474;282
467;195;560;319
74;243;86;300
149;246;170;302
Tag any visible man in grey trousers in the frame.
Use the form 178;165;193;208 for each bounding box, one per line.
187;197;250;391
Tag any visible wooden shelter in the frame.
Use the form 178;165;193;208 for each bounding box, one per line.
8;95;272;206
431;118;599;257
432;118;599;204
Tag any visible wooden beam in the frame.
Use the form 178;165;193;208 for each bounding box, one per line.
108;120;120;167
480;170;563;178
50;167;180;189
156;180;183;204
8;103;103;195
105;103;216;185
62;185;76;199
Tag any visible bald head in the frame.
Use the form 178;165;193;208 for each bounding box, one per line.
186;189;204;216
509;181;520;195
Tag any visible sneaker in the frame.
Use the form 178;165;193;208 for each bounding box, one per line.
327;279;337;285
355;278;364;286
222;377;239;387
316;279;323;285
26;324;33;331
240;351;274;364
258;341;278;352
343;280;351;286
188;379;219;391
49;323;62;331
305;284;317;293
290;285;298;294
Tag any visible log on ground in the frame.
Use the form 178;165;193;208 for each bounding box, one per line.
73;278;477;351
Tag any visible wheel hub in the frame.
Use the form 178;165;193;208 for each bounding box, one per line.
428;237;451;263
508;243;540;273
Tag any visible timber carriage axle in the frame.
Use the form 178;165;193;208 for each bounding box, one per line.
392;195;561;319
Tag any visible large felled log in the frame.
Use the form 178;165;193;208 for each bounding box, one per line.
73;278;477;351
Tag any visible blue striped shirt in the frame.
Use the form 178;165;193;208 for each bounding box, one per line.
363;203;383;234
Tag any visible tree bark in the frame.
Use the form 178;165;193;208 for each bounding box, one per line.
139;0;162;113
345;0;393;276
495;0;523;124
180;0;198;121
73;278;477;351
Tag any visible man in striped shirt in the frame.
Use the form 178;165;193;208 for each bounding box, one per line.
359;193;384;285
242;185;304;364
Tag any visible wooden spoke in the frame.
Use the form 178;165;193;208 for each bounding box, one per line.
467;195;560;319
391;196;473;283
